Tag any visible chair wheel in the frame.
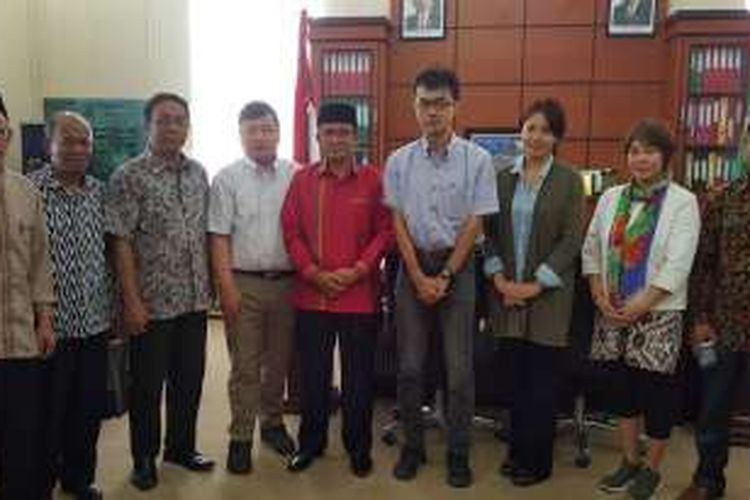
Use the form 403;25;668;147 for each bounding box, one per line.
575;455;591;468
382;431;397;446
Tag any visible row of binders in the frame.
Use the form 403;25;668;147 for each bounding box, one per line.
684;150;746;189
688;45;746;95
683;96;745;147
322;50;372;96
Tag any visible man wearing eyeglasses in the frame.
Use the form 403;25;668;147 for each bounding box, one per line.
209;101;297;474
384;67;498;488
106;93;214;491
0;94;56;499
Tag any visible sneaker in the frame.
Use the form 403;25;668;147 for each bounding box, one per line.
446;451;472;488
599;459;642;493
627;467;661;500
392;447;426;481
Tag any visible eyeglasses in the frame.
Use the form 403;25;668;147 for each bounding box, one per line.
0;127;11;140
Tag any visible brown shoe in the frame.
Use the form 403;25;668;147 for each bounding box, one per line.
676;483;712;500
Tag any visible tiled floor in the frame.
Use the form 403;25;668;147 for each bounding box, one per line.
86;321;750;499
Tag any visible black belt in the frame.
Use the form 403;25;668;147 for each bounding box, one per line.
234;270;295;280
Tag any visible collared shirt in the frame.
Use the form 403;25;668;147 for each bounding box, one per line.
105;151;211;320
483;155;562;287
0;166;56;359
28;166;112;339
208;157;294;271
690;179;750;351
384;135;498;251
281;162;393;314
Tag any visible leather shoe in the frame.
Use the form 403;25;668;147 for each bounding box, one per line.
393;447;426;481
130;459;157;491
676;483;715;500
261;425;296;457
511;467;551;487
350;454;373;478
226;440;252;474
499;457;515;478
163;450;215;472
62;485;103;500
446;451;473;488
287;449;323;472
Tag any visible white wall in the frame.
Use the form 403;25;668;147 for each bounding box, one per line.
319;0;389;17
34;0;190;100
670;0;747;11
0;1;35;169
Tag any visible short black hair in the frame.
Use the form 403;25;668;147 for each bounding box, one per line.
0;94;7;120
624;118;675;170
521;98;567;141
144;92;190;124
413;66;460;101
317;102;357;128
238;101;279;126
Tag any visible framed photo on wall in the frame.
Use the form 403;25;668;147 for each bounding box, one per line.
467;129;522;172
608;0;657;37
401;0;445;40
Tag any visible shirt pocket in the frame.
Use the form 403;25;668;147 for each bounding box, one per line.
443;179;467;222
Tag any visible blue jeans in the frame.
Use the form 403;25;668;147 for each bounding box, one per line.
693;347;748;497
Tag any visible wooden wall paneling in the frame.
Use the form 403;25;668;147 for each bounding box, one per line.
590;83;667;139
386;85;417;142
389;38;456;85
557;139;589;167
457;85;522;132
457;28;523;84
526;0;596;27
523;84;592;139
593;27;669;82
589;139;626;174
524;27;594;82
457;0;524;28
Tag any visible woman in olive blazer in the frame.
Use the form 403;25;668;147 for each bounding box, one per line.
483;98;584;487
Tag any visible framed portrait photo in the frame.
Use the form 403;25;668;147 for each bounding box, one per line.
608;0;657;37
401;0;446;40
467;129;522;172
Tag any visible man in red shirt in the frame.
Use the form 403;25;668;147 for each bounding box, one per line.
282;102;392;477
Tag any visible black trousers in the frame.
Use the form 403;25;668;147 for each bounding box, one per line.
129;311;207;462
0;359;45;500
296;310;377;459
43;333;108;496
506;339;565;477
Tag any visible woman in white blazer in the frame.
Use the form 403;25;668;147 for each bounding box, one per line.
582;119;700;500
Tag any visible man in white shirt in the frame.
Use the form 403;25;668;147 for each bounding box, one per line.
209;101;297;474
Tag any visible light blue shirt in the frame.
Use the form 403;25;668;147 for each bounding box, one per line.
483;155;563;288
384;135;499;250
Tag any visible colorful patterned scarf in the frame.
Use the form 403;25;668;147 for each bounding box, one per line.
606;178;669;308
